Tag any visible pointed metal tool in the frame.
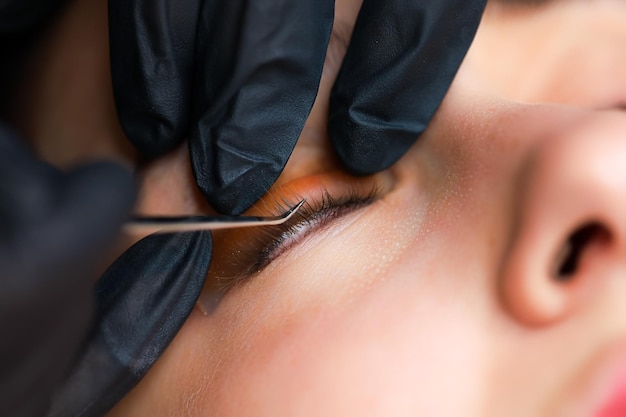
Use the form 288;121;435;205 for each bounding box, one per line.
123;199;306;234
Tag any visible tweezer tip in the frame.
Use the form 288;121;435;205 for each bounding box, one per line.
283;198;306;220
291;198;307;212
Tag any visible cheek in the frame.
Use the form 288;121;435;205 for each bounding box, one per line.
200;266;491;417
192;198;495;416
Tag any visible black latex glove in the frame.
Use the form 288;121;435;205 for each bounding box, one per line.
0;125;134;417
0;126;213;417
329;0;487;174
109;0;486;216
47;231;212;417
1;3;214;416
109;0;334;214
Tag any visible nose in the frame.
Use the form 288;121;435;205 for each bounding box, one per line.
501;111;626;326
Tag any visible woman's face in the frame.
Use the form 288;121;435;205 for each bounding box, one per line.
23;0;626;415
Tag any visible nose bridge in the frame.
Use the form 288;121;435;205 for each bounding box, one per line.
500;111;626;326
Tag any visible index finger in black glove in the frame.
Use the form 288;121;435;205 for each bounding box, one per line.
110;0;334;215
188;0;333;214
109;0;201;157
328;0;487;175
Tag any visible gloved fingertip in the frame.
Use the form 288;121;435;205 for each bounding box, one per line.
195;166;278;216
188;0;333;215
109;0;202;158
117;115;186;159
329;0;486;176
329;115;425;176
189;134;289;215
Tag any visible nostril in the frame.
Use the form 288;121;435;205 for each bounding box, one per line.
552;222;611;280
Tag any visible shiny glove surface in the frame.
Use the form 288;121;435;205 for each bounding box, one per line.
0;126;213;417
329;0;487;174
0;125;135;417
47;231;212;417
109;0;334;214
110;0;485;215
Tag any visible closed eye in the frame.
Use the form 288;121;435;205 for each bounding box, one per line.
213;188;380;290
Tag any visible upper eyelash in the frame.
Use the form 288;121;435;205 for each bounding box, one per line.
256;193;375;266
214;187;380;290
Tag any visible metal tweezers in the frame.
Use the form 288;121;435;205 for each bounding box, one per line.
123;199;306;234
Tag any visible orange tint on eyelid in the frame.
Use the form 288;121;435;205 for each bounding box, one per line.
203;169;395;292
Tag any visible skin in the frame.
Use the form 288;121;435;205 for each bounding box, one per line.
9;0;626;415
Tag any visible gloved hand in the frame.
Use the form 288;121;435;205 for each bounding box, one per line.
81;1;485;413
109;0;334;215
0;125;213;417
0;124;135;417
0;1;215;415
109;0;486;216
328;0;487;174
47;231;212;417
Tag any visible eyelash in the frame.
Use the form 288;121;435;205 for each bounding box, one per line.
215;187;380;289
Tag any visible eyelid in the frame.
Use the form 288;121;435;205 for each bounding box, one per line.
212;186;381;290
204;170;395;291
254;190;379;269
